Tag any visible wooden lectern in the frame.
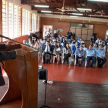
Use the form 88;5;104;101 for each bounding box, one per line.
0;44;38;108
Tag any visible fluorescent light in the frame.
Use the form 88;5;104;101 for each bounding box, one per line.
88;0;108;2
41;11;52;13
34;5;49;8
70;16;78;17
77;8;92;11
72;13;83;15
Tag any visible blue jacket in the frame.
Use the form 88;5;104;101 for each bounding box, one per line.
72;45;79;54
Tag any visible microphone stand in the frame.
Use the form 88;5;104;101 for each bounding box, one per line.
40;53;50;108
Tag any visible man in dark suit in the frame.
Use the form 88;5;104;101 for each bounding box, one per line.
0;44;27;86
42;41;51;63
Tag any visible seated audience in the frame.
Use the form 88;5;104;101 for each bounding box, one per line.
55;42;62;65
42;41;51;63
64;43;72;66
75;46;85;67
72;42;79;54
86;45;96;68
96;45;107;68
92;43;98;51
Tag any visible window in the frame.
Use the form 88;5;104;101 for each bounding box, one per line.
2;0;7;41
18;7;21;36
32;13;36;32
14;5;18;38
9;2;13;39
22;9;30;35
36;16;40;32
27;11;30;34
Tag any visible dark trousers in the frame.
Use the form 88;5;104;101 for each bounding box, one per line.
97;57;107;68
43;52;51;63
87;56;96;67
64;53;71;64
76;55;85;65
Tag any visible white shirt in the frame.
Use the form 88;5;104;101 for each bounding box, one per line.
54;30;58;34
45;45;50;52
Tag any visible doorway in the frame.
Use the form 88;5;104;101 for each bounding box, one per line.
43;25;53;38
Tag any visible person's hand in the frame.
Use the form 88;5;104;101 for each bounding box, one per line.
100;56;104;59
79;55;82;57
88;53;90;55
15;49;27;56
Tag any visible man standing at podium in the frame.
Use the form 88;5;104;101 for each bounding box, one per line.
0;44;27;86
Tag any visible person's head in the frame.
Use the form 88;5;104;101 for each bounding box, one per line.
93;43;97;47
75;42;78;46
50;40;52;44
83;44;86;47
80;46;83;50
79;38;82;41
99;45;103;50
54;41;57;45
89;45;92;50
57;42;60;46
23;40;26;44
46;41;49;46
66;43;69;48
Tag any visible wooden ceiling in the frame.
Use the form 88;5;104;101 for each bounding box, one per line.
21;0;108;19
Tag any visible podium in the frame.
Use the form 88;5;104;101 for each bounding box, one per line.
0;44;38;108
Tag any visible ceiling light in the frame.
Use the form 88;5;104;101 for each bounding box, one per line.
41;11;52;13
34;5;49;8
70;16;78;17
87;0;108;2
72;13;83;15
77;8;92;11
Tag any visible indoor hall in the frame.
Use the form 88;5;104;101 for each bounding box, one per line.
0;0;108;108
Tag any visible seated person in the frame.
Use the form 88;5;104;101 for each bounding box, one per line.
86;45;96;68
72;42;79;54
42;41;51;63
51;41;57;52
26;37;33;47
55;42;62;65
90;36;94;45
96;45;107;68
75;46;85;67
72;39;76;44
34;42;41;51
83;44;87;52
78;38;85;46
92;43;98;51
64;43;72;66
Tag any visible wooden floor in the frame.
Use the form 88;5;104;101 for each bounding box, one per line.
1;80;108;108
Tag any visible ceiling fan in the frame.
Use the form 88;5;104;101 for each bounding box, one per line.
56;0;73;12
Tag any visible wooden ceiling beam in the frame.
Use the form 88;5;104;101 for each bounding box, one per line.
38;12;108;19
